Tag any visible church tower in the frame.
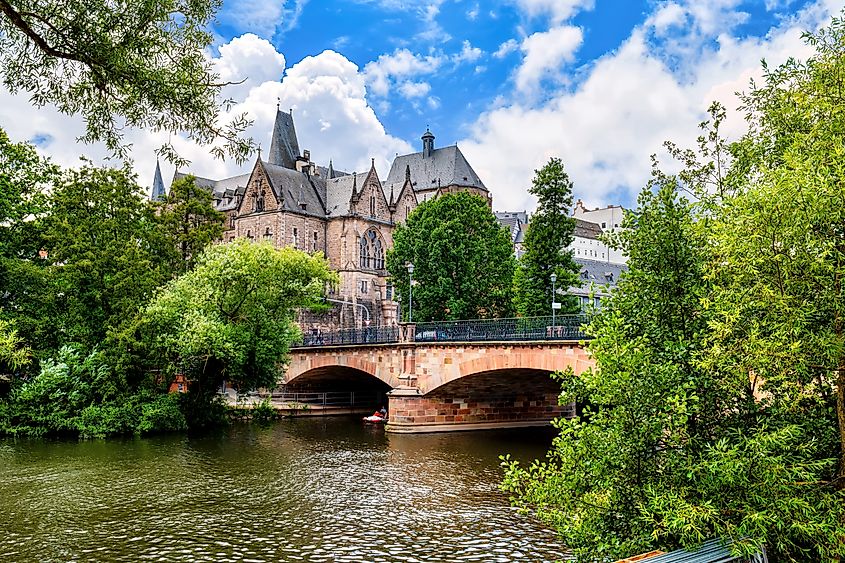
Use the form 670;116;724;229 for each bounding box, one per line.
268;108;301;169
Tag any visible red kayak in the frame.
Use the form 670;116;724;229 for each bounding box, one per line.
363;415;386;423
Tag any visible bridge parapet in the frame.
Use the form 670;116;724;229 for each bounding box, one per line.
293;315;590;349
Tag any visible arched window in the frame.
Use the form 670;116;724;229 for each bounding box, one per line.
359;228;384;270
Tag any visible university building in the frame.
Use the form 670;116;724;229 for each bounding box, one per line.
152;107;491;329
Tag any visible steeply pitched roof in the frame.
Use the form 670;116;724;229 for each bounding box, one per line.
261;161;326;217
268;109;301;169
151;160;166;201
384;145;487;195
325;172;362;217
172;171;251;212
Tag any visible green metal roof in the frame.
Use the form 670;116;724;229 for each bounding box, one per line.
644;539;768;563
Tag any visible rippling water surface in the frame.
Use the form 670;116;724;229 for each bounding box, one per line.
0;418;568;562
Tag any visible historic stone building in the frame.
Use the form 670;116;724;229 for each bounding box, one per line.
159;107;491;329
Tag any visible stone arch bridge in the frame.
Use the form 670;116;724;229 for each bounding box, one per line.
285;316;594;433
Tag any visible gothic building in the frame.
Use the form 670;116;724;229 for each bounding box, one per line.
160;107;491;329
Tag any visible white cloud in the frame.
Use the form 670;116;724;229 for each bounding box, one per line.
398;81;432;98
467;3;480;20
461;1;835;212
218;0;310;39
363;49;444;97
513;0;594;24
494;39;520;58
0;35;411;196
454;40;483;64
515;25;583;93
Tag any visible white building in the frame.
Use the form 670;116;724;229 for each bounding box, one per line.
572;200;626;264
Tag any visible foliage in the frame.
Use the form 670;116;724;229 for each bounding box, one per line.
0;318;30;376
40;164;176;347
502;20;845;561
155;174;225;274
513;158;580;316
0;345;185;438
138;239;336;421
0;0;253;164
251;398;277;424
386;191;515;321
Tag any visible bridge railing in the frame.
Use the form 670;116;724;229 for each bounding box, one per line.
292;315;590;348
296;325;400;348
414;315;589;343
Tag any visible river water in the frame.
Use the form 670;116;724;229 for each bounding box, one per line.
0;418;568;562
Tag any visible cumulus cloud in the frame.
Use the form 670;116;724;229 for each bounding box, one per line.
454;40;484;63
461;1;835;212
0;34;411;196
217;0;310;40
513;0;595;24
515;25;583;93
494;39;520;59
363;49;444;98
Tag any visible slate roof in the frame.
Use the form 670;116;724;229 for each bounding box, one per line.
569;257;627;296
151;160;166;201
384;145;487;195
172;171;251;212
574;218;603;240
261;161;326;217
325;172;363;217
268;109;300;169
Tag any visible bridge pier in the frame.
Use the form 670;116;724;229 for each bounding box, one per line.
385;386;573;434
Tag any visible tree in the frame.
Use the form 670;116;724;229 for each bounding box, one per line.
513;158;580;317
501;21;845;561
386;191;515;322
137;239;335;424
0;0;252;164
40;164;175;347
0;318;30;377
155;174;225;274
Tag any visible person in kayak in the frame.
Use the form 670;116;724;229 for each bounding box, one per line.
379;406;387;418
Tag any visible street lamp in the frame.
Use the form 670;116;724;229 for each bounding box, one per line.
407;262;415;323
550;272;557;328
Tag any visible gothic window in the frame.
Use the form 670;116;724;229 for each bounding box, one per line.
229;214;235;229
405;206;410;221
263;227;272;241
369;195;376;216
385;281;393;301
359;228;384;270
360;280;368;293
312;231;319;252
292;227;299;248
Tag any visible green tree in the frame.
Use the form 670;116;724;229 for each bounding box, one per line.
513;158;580;316
138;239;335;425
0;318;30;377
0;0;253;164
41;164;175;347
501;21;845;561
386;191;515;322
155;174;225;274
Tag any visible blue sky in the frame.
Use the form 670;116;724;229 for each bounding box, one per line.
0;0;840;211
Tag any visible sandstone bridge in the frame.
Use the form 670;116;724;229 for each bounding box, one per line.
281;316;594;433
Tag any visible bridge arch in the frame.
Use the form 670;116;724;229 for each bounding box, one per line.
284;350;402;390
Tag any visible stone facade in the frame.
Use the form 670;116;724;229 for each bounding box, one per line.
164;109;491;330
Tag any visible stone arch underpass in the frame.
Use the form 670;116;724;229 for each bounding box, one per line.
283;341;594;433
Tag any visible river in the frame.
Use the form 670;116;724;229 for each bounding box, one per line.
0;418;568;562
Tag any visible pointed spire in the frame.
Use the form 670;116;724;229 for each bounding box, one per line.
405;163;411;183
389;184;395;206
326;159;335;180
151;158;166;201
268;106;300;169
352;172;357;193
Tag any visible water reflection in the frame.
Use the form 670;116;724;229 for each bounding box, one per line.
0;418;568;562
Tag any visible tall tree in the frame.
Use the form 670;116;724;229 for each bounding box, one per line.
386;191;516;322
41;164;175;347
513;158;580;317
155;174;225;274
0;0;253;164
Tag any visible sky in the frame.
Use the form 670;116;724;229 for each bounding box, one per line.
1;0;843;212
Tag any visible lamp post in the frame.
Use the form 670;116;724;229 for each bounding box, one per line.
550;272;557;328
407;262;415;323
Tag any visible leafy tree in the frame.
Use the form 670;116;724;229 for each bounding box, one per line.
137;239;335;424
0;0;253;164
513;158;580;316
386;191;515;322
41;164;175;347
502;21;845;562
0;318;30;377
155;174;225;274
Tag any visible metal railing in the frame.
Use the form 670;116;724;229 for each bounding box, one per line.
292;315;590;348
414;315;588;342
296;326;400;347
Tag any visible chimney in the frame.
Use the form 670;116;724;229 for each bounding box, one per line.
422;128;435;158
